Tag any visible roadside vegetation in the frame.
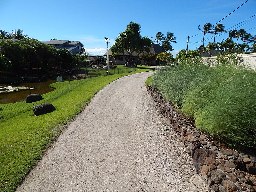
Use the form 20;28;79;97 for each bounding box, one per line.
85;65;140;77
151;53;256;149
0;66;150;192
0;32;86;84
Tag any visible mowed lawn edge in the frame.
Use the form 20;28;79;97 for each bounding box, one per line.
0;68;150;192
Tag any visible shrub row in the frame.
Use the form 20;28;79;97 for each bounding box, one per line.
152;60;256;148
0;38;86;83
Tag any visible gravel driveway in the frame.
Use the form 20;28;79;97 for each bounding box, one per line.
17;72;208;192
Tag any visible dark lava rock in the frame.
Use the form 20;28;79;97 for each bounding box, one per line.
147;85;256;191
26;94;43;103
33;103;56;116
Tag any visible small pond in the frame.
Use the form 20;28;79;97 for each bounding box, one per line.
0;80;55;104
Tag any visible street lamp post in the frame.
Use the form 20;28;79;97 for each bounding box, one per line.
104;37;110;74
186;36;190;54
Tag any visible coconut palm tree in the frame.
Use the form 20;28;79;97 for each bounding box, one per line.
13;29;26;40
198;23;213;47
0;30;10;39
155;32;176;52
213;24;225;43
229;30;239;41
237;29;252;43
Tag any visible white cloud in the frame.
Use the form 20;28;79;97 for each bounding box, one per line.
85;48;107;56
78;36;114;56
80;36;114;48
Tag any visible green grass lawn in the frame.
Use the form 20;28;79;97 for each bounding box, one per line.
0;66;151;192
85;65;138;77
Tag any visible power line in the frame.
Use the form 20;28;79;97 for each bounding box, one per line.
226;13;256;31
190;0;250;40
208;14;256;40
216;0;249;24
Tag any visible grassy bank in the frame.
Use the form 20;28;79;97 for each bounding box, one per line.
0;66;150;192
85;65;138;77
151;61;256;149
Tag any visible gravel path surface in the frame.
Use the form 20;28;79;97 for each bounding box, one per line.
17;72;208;192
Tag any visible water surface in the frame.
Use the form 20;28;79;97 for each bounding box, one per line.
0;80;55;104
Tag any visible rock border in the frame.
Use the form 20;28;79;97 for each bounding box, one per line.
147;86;256;192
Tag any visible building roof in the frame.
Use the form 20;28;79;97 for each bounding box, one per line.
152;44;164;54
42;40;83;46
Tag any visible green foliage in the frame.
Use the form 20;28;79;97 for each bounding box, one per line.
0;37;86;82
156;52;174;64
111;22;152;57
145;76;153;86
152;59;256;148
0;29;27;40
155;32;176;52
152;63;208;108
197;23;255;54
195;69;256;147
176;49;202;65
253;43;256;53
215;53;243;66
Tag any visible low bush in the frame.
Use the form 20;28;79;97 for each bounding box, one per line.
152;59;256;148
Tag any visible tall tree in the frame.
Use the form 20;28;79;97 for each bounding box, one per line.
138;36;152;55
13;29;26;40
156;32;164;43
213;24;225;43
198;23;213;47
229;29;239;40
155;32;176;52
111;22;152;62
219;38;236;53
0;30;11;39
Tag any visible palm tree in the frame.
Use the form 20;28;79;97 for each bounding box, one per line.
203;23;213;35
0;30;9;39
213;24;225;43
14;29;26;40
166;32;177;43
198;23;213;47
229;30;239;41
155;32;176;52
237;29;252;43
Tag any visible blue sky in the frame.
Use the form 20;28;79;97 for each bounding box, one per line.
0;0;255;55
